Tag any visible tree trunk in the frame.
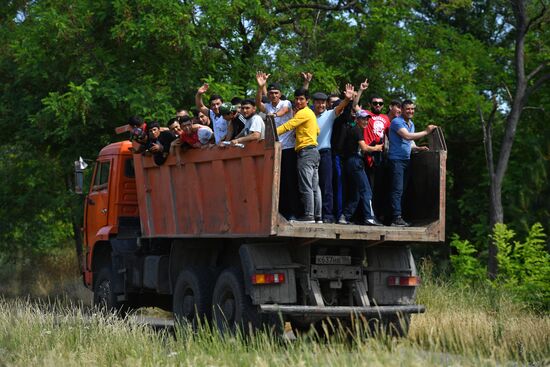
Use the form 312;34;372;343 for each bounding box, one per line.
486;0;529;278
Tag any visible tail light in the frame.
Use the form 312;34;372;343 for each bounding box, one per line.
387;275;421;287
251;273;285;285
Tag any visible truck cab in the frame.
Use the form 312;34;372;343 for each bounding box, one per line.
82;141;139;288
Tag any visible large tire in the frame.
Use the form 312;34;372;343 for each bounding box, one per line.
172;267;215;327
370;313;411;338
211;267;261;334
93;266;131;314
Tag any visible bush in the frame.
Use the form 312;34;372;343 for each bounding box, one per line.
450;223;550;311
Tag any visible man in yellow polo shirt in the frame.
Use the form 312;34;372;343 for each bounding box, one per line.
277;88;321;223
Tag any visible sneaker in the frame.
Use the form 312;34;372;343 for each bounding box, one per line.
315;217;323;224
391;216;410;227
292;215;315;224
323;217;335;224
338;215;349;225
364;218;383;226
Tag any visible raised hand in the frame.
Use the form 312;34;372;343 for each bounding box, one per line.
360;78;369;91
344;83;355;100
197;83;209;94
256;71;270;87
301;72;313;82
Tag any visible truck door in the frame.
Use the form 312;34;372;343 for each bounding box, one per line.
85;159;111;247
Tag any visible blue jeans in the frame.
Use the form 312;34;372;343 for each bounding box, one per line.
318;149;334;221
342;155;374;220
297;147;322;218
389;159;410;218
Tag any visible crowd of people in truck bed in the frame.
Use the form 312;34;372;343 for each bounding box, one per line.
128;72;437;227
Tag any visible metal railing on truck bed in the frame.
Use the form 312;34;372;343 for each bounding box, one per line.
133;117;447;243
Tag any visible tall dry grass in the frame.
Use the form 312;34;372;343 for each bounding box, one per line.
0;251;548;366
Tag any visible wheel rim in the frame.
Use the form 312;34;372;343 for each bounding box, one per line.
181;288;196;319
219;289;236;323
96;279;111;307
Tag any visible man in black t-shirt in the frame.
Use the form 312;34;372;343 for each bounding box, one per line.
338;110;384;226
145;121;177;166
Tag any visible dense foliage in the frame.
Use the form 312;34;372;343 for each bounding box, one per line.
0;1;548;273
451;223;550;310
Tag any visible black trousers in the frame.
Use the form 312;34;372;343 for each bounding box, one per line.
279;148;302;219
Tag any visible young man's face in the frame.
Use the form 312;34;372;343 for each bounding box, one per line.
222;112;236;122
389;104;401;117
169;122;182;135
268;89;281;104
182;123;193;135
198;112;209;125
149;127;160;139
210;98;223;115
294;96;309;110
371;98;384;114
241;104;256;119
328;97;340;109
402;103;415;120
357;117;370;128
313;99;327;115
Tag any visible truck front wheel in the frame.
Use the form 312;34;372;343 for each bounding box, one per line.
173;267;214;327
212;267;261;333
93;266;130;314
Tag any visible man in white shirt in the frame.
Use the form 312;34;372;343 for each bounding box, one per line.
230;99;264;145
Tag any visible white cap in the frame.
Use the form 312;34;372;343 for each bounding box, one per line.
197;127;213;144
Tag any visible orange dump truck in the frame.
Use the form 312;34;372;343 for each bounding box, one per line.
76;118;447;334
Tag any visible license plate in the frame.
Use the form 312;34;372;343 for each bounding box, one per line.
315;255;351;265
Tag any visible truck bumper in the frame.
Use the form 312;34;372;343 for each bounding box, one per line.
259;304;425;317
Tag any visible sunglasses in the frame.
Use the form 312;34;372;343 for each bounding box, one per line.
372;101;384;106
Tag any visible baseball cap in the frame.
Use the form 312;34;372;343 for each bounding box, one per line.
197;127;213;144
219;102;237;115
267;82;282;92
356;110;371;119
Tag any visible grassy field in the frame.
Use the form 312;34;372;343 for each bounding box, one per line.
0;281;548;366
0;251;548;366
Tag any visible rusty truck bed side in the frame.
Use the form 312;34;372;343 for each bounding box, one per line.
133;120;446;243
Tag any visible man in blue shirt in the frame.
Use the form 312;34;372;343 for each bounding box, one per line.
313;84;354;223
388;100;437;227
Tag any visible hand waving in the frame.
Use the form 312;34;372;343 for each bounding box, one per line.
197;83;209;94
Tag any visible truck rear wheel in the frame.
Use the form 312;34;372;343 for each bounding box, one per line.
173;267;214;327
370;313;411;338
212;267;261;333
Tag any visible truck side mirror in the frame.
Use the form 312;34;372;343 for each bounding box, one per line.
74;157;89;194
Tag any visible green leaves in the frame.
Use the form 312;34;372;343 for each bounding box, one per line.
451;223;550;310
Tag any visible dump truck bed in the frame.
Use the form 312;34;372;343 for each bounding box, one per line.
133;119;446;243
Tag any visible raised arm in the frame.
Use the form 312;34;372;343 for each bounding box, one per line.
301;72;313;90
353;78;369;111
334;83;354;117
195;83;210;116
255;71;270;113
